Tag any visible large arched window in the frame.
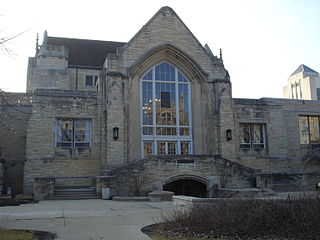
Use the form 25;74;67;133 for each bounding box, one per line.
141;62;192;157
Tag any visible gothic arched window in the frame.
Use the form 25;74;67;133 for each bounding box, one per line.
141;62;192;157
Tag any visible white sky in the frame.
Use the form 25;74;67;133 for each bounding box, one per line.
0;0;319;99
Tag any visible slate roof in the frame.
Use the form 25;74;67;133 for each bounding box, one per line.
290;64;318;77
47;37;126;69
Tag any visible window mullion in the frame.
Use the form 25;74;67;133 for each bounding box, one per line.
152;67;157;154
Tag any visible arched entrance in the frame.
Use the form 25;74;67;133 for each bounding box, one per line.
163;179;207;198
162;174;209;198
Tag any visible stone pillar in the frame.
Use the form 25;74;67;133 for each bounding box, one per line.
211;78;236;161
34;177;55;200
105;73;126;168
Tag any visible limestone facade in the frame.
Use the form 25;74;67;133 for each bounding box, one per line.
283;64;320;100
1;6;320;197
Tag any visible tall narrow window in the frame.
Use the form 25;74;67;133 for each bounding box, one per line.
141;62;192;157
56;119;91;148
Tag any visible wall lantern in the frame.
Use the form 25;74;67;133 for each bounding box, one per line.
226;129;232;141
113;127;119;141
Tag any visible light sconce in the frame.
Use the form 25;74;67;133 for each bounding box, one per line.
113;127;119;141
226;129;232;141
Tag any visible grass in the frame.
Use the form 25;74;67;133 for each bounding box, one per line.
147;194;320;240
0;229;37;240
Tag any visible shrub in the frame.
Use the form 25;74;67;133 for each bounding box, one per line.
155;194;320;239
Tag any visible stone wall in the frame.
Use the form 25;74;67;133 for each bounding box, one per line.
24;159;99;194
24;89;102;194
101;155;257;197
27;44;69;92
69;68;100;92
234;98;320;173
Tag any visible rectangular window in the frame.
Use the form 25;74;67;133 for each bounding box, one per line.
299;115;320;145
56;119;91;148
85;75;98;86
239;123;266;149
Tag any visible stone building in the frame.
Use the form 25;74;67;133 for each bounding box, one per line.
1;7;320;199
283;64;320;100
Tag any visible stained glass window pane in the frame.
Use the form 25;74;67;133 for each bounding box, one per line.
179;84;189;125
143;141;153;157
142;127;153;135
181;141;189;154
299;116;309;144
157;142;166;154
309;116;320;144
142;82;153;125
156;127;177;135
179;128;189;136
167;142;176;154
252;124;264;149
156;83;176;125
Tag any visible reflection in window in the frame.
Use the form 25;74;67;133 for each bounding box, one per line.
239;123;266;149
299;116;320;144
141;62;192;157
56;119;91;148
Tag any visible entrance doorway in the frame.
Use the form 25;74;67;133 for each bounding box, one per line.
163;179;207;198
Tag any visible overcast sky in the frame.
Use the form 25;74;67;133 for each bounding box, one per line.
0;0;319;99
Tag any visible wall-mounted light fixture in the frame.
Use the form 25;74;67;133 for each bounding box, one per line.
113;127;119;141
226;129;232;141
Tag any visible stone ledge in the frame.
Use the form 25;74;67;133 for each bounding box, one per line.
112;196;150;201
34;88;97;98
148;191;174;202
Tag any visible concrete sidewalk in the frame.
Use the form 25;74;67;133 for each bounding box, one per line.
0;199;173;240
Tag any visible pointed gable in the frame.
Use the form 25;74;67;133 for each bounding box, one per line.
119;6;224;80
290;64;318;77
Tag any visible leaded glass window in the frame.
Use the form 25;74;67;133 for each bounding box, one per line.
56;119;91;148
141;62;192;157
239;123;266;149
299;116;320;145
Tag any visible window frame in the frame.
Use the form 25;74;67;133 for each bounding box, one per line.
140;62;193;157
299;115;320;145
239;122;266;150
55;118;92;148
85;75;99;87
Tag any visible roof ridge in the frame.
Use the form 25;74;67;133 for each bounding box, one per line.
47;36;126;44
290;64;318;77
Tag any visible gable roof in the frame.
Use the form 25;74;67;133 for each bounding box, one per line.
120;6;210;59
290;64;318;77
47;37;126;69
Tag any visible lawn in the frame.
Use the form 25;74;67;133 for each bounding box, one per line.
0;229;37;240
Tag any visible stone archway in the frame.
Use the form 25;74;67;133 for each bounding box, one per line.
162;174;210;198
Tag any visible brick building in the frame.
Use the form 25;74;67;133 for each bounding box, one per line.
1;7;319;199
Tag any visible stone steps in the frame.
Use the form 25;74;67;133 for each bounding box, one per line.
53;186;98;200
272;183;299;192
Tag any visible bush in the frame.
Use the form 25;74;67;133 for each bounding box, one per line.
154;194;320;239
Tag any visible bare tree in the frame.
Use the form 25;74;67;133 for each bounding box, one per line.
0;28;29;55
119;161;149;196
209;158;233;188
302;145;320;166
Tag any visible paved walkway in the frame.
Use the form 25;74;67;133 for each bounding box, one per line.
0;199;173;240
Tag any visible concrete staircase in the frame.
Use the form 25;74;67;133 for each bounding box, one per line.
53;186;98;200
